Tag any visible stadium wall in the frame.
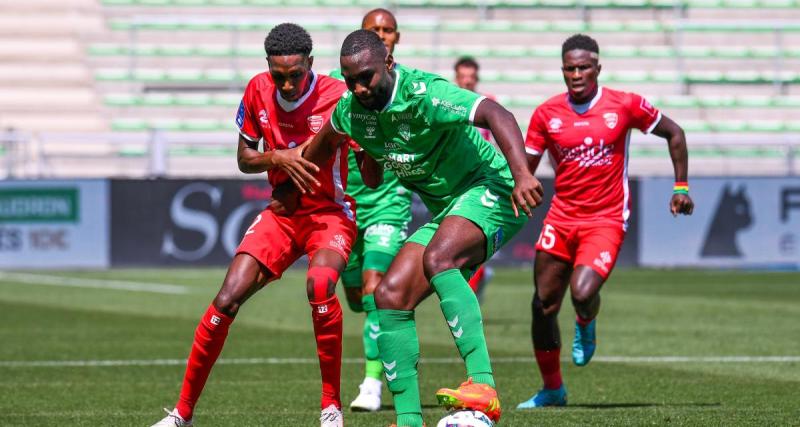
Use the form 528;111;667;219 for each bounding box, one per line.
2;178;797;269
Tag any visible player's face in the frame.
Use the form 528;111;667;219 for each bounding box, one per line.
267;54;314;102
362;12;400;55
562;49;601;103
455;65;478;92
341;50;395;111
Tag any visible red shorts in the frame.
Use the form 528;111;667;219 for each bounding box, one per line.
236;208;356;281
535;215;626;279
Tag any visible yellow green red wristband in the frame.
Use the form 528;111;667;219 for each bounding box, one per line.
673;181;689;194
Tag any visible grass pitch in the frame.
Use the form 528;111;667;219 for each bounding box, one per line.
0;268;798;426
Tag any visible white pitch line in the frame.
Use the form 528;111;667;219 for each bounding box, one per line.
0;272;189;295
1;356;798;368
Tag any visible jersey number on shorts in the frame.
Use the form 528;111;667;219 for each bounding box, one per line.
244;214;262;236
537;224;556;249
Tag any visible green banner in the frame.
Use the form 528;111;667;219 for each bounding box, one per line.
0;188;79;223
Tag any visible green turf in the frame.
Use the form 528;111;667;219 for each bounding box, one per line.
0;268;798;426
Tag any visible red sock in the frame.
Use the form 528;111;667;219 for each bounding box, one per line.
535;349;563;390
175;305;233;420
468;265;486;294
309;295;343;409
576;314;594;327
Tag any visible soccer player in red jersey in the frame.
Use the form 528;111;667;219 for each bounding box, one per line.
517;34;694;408
151;23;364;427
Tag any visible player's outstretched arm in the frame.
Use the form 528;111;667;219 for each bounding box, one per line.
473;99;544;217
236;134;320;194
651;114;694;216
354;150;384;189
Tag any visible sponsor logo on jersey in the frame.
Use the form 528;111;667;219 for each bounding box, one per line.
548;117;563;133
391;112;413;122
236;101;246;128
603;112;618;129
278;122;293;128
574;121;590;127
365;126;377;138
431;97;468;117
640;97;657;117
398;123;411;141
258;109;269;125
307;115;324;133
554;138;614;168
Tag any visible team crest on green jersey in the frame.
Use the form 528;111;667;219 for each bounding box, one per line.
398;123;411;141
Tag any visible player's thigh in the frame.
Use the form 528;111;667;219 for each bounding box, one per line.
214;253;274;315
374;242;433;311
533;250;572;306
423;215;487;278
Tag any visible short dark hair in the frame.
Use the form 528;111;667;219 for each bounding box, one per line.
340;29;386;58
561;34;599;57
362;8;398;29
454;56;479;71
264;23;313;57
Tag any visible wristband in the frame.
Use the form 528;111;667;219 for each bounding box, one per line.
673;181;689;195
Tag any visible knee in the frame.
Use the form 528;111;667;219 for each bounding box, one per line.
570;287;597;307
533;293;562;317
422;247;458;279
213;285;243;317
374;274;413;310
306;266;339;302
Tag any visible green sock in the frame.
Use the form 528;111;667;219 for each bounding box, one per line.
362;294;382;380
431;269;495;388
377;309;423;427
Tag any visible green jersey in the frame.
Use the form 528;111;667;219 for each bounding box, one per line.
330;65;514;216
329;68;412;229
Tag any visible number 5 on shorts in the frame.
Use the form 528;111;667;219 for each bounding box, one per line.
537;224;556;250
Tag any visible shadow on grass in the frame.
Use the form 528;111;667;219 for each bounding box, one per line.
566;402;721;409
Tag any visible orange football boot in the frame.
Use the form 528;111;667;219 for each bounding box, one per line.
435;378;501;422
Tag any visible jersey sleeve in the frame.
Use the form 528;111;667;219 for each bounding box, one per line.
628;92;662;134
236;80;262;143
524;108;547;156
330;93;352;136
416;78;484;129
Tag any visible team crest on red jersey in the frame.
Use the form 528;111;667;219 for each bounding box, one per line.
307;115;324;133
639;98;656;117
603;112;618;129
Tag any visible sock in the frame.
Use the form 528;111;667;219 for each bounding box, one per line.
431;269;494;388
535;348;563;390
310;295;343;410
467;265;485;294
176;305;234;420
576;314;594;327
362;294;383;380
377;309;423;427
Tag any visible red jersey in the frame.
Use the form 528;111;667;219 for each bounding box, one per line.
525;87;661;228
237;71;354;219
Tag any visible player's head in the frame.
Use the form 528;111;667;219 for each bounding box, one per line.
362;8;400;55
561;34;601;103
454;56;480;92
264;23;314;102
340;29;394;111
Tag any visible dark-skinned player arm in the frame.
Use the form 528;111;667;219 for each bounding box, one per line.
473;98;544;217
651;115;694;216
354;149;384;189
236;132;319;194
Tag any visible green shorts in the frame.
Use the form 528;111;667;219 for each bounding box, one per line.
342;222;409;288
407;181;527;260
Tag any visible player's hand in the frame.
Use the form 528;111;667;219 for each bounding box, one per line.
511;173;544;217
272;141;320;194
670;194;694;217
269;182;300;216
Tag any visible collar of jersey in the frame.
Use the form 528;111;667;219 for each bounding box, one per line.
567;85;603;114
380;67;401;112
275;71;317;112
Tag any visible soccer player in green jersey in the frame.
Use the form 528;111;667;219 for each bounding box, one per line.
329;8;413;412
299;30;544;427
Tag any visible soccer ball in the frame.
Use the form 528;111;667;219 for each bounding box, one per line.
436;410;494;427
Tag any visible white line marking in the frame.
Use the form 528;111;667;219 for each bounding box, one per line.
0;272;189;295
1;356;798;368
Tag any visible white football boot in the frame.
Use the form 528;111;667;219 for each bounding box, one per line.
320;404;343;427
150;408;193;427
349;377;382;412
